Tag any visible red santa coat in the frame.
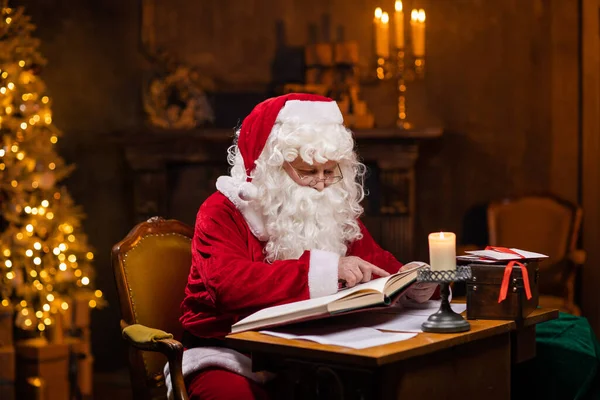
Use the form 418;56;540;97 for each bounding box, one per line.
180;178;403;339
168;176;405;396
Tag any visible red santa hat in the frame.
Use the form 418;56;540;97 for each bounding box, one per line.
238;93;344;180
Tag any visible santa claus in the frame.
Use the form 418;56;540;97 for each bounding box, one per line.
170;93;437;399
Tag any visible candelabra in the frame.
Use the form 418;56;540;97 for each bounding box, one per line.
394;48;425;130
374;49;425;130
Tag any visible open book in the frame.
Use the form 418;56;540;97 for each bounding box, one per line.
231;263;427;334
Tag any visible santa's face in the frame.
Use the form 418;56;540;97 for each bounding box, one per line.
282;158;342;191
251;157;361;262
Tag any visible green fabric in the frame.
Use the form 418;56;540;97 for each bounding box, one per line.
513;312;600;400
122;324;173;344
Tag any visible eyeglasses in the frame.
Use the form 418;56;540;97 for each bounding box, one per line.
286;162;344;187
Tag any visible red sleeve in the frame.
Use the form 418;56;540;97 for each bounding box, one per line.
347;220;403;276
192;202;339;316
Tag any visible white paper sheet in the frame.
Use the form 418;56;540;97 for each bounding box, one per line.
356;302;468;332
356;302;467;330
402;300;467;316
260;326;417;349
465;248;548;260
456;255;503;263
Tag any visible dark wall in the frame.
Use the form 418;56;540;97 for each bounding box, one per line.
17;0;581;370
414;0;579;259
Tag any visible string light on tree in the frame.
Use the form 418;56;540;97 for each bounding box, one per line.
0;1;105;334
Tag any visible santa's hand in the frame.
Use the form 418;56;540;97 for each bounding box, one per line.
338;256;390;288
399;261;438;303
404;282;438;303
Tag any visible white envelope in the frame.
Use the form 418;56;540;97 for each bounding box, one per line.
464;248;548;260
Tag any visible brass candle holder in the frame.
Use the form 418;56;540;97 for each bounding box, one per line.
373;48;426;130
375;56;393;81
395;49;425;130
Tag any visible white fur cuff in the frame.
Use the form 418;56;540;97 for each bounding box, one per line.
308;249;340;298
163;347;275;399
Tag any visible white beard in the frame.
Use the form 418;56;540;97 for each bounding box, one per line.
252;171;359;262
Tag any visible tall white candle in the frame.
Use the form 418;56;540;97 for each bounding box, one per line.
379;12;390;58
374;8;382;57
394;1;404;49
428;232;456;271
410;9;426;57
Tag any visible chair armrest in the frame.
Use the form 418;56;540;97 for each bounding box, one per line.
121;321;189;400
122;321;174;348
568;249;586;266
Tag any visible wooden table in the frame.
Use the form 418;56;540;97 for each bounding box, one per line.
226;308;558;400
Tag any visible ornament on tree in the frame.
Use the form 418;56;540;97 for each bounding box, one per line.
36;171;55;189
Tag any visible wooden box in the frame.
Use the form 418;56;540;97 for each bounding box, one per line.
16;338;69;400
466;262;539;321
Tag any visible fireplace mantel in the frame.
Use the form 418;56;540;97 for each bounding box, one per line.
117;126;441;168
116;126;442;260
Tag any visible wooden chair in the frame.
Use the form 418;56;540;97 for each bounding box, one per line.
112;217;193;400
487;195;585;315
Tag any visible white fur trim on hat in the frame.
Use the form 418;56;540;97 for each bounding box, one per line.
276;99;343;125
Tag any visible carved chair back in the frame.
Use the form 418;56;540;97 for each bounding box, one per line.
112;217;193;399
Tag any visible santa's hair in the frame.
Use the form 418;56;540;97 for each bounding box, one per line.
227;120;366;261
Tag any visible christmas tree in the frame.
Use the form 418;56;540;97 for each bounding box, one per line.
0;2;103;334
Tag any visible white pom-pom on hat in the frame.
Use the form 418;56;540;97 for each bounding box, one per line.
238;181;259;201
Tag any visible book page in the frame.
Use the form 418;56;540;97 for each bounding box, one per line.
233;270;414;331
234;294;345;326
383;264;427;296
234;279;388;328
338;274;389;293
260;326;417;349
338;268;416;295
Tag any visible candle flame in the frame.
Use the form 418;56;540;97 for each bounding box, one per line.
418;9;426;22
440;231;445;239
411;9;419;21
375;7;383;19
381;12;389;24
395;1;403;12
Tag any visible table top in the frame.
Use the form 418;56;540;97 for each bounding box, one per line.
226;308;558;368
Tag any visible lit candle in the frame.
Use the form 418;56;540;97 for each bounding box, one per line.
428;232;456;271
410;8;426;57
374;7;382;56
379;12;390;58
394;1;404;49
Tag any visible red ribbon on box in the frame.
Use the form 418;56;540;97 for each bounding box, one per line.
485;246;533;303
